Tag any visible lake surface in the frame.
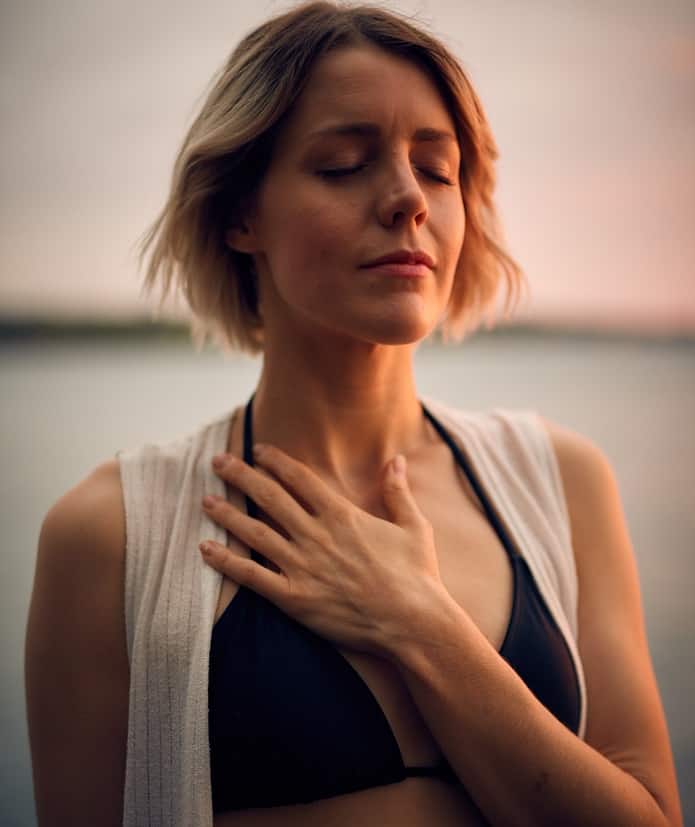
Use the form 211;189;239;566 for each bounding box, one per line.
2;330;693;824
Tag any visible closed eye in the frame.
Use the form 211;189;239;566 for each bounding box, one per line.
317;165;367;180
318;165;454;186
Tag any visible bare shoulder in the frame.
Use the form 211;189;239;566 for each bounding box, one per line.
534;417;644;614
26;458;129;826
536;416;614;503
34;456;128;664
535;415;641;627
536;416;622;565
41;457;125;564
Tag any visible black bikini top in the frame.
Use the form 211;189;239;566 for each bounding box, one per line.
208;394;581;812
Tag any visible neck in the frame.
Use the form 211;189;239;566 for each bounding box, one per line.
245;341;429;500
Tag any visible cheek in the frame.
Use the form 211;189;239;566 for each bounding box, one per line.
274;199;356;272
261;202;354;309
435;198;465;268
438;192;465;236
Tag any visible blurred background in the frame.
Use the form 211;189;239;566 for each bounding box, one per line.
1;0;693;824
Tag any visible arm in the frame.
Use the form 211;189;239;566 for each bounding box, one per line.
25;459;130;827
381;420;683;827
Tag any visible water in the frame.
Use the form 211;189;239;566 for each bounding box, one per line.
2;331;693;824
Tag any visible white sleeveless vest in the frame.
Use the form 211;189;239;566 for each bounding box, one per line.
116;395;587;826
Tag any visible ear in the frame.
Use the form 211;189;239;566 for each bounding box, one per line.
224;190;262;254
224;219;260;255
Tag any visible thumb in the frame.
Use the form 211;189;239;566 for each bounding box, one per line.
381;454;422;529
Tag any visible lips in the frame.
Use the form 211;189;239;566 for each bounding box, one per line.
360;249;435;269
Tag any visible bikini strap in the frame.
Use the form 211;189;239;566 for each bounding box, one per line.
421;401;520;561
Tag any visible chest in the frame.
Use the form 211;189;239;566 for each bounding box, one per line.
212;443;515;766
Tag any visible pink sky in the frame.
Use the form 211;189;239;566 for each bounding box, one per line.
1;0;693;333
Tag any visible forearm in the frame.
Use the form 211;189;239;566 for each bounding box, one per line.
381;585;672;827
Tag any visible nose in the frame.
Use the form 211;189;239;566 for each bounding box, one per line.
376;154;428;228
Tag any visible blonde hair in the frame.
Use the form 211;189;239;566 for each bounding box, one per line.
136;0;526;355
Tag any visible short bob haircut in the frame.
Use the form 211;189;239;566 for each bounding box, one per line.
137;0;526;356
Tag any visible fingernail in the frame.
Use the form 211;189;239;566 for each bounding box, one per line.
212;455;226;469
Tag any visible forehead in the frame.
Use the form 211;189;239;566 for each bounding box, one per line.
278;44;457;147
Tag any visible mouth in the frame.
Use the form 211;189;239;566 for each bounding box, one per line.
360;248;436;270
361;262;430;278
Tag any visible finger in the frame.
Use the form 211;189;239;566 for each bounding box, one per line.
202;494;296;570
214;454;314;539
253;442;345;518
380;454;428;531
199;541;290;606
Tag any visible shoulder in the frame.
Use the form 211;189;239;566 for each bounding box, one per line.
34;456;128;678
535;416;625;575
537;417;616;499
42;457;125;547
537;416;614;492
40;458;126;582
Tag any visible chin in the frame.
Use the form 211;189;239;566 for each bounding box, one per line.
309;305;436;346
364;318;434;345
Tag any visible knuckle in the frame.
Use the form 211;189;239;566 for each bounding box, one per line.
250;520;268;544
254;485;274;511
239;557;255;585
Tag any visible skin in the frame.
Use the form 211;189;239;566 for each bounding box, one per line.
23;39;682;827
224;41;465;502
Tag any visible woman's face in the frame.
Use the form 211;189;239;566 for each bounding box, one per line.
228;43;465;348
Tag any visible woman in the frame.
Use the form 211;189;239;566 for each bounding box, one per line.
25;2;683;825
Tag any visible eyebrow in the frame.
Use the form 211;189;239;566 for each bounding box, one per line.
306;121;458;145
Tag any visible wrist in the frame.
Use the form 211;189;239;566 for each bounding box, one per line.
377;579;464;671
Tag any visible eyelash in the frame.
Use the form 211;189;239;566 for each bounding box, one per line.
318;165;454;186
